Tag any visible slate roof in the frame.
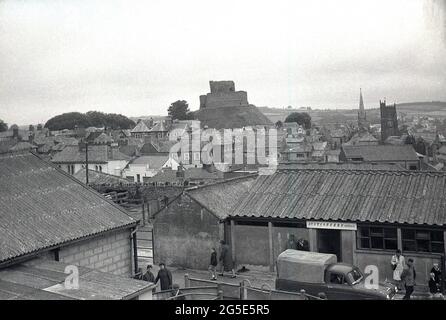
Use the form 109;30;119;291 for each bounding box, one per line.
51;145;131;164
185;175;257;219
73;169;132;185
0;152;137;264
129;155;169;169
147;168;221;184
230;169;446;226
342;145;419;162
130;120;151;133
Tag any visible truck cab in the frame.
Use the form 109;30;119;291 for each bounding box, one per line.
275;250;397;300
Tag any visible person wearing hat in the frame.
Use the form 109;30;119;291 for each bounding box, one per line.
155;263;173;291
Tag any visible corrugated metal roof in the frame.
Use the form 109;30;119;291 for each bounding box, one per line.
230;169;446;226
0;259;154;300
186;175;257;219
0;152;137;264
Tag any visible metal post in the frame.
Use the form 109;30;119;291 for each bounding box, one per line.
184;274;190;288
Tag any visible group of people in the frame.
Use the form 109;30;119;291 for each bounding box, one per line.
208;240;236;281
285;234;310;251
391;249;443;299
136;262;173;292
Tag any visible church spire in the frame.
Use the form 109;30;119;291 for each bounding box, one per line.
359;88;365;113
358;88;367;130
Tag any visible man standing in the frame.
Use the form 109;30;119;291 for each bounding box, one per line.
391;249;405;289
285;234;297;250
401;258;416;300
219;240;236;278
155;263;173;291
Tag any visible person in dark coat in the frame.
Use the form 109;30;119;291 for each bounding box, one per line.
431;263;442;288
142;265;156;292
209;248;218;280
219;240;236;278
429;272;440;294
155;263;173;291
401;258;416;300
285;234;297;250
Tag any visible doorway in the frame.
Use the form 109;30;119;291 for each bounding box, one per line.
317;229;342;261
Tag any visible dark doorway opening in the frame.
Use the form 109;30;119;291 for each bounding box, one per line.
318;229;342;261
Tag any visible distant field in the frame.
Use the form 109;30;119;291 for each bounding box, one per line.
259;101;446;125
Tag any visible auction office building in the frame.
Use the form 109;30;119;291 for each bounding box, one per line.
227;169;446;289
154;168;446;290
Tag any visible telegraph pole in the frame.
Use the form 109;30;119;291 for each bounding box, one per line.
85;141;89;184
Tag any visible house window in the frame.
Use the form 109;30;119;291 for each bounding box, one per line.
99;166;102;172
193;152;200;161
357;226;398;250
402;229;444;253
136;174;141;183
68;165;75;175
183;153;190;161
95;165;98;171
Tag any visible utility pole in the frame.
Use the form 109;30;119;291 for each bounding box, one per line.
85;141;89;184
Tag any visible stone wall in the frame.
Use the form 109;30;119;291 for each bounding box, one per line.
153;194;221;270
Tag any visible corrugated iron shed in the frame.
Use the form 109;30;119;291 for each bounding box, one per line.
0;152;137;265
230;169;446;226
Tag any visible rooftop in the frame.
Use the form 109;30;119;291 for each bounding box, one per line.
0;259;153;300
230;169;446;226
73;169;132;185
51;145;131;164
342;145;419;162
184;175;258;219
0;152;137;265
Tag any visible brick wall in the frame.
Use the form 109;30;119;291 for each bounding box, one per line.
58;229;133;277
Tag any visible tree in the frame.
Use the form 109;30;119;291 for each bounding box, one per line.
275;120;283;129
44;111;135;131
168;100;191;120
285;112;312;129
0;119;8;132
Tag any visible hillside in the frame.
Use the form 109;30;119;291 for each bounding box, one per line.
260;101;446;125
192;105;273;129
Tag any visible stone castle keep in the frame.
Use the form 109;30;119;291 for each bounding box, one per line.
199;80;249;109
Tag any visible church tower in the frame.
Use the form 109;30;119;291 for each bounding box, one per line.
380;100;400;143
358;88;368;131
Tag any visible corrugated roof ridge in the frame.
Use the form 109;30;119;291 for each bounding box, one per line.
29;152;138;224
276;168;446;176
185;173;258;193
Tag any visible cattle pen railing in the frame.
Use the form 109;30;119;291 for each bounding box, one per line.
184;274;325;300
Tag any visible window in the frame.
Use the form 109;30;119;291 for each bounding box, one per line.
402;228;444;253
136;174;141;183
357;226;397;250
387;121;393;128
183;153;190;161
329;273;347;285
193;152;200;161
409;165;417;171
99;166;102;172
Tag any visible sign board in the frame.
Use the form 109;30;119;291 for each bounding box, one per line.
306;221;357;231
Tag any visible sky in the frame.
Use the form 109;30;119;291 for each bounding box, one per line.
0;0;446;125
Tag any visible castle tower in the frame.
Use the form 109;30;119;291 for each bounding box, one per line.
380;100;400;143
358;88;367;130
